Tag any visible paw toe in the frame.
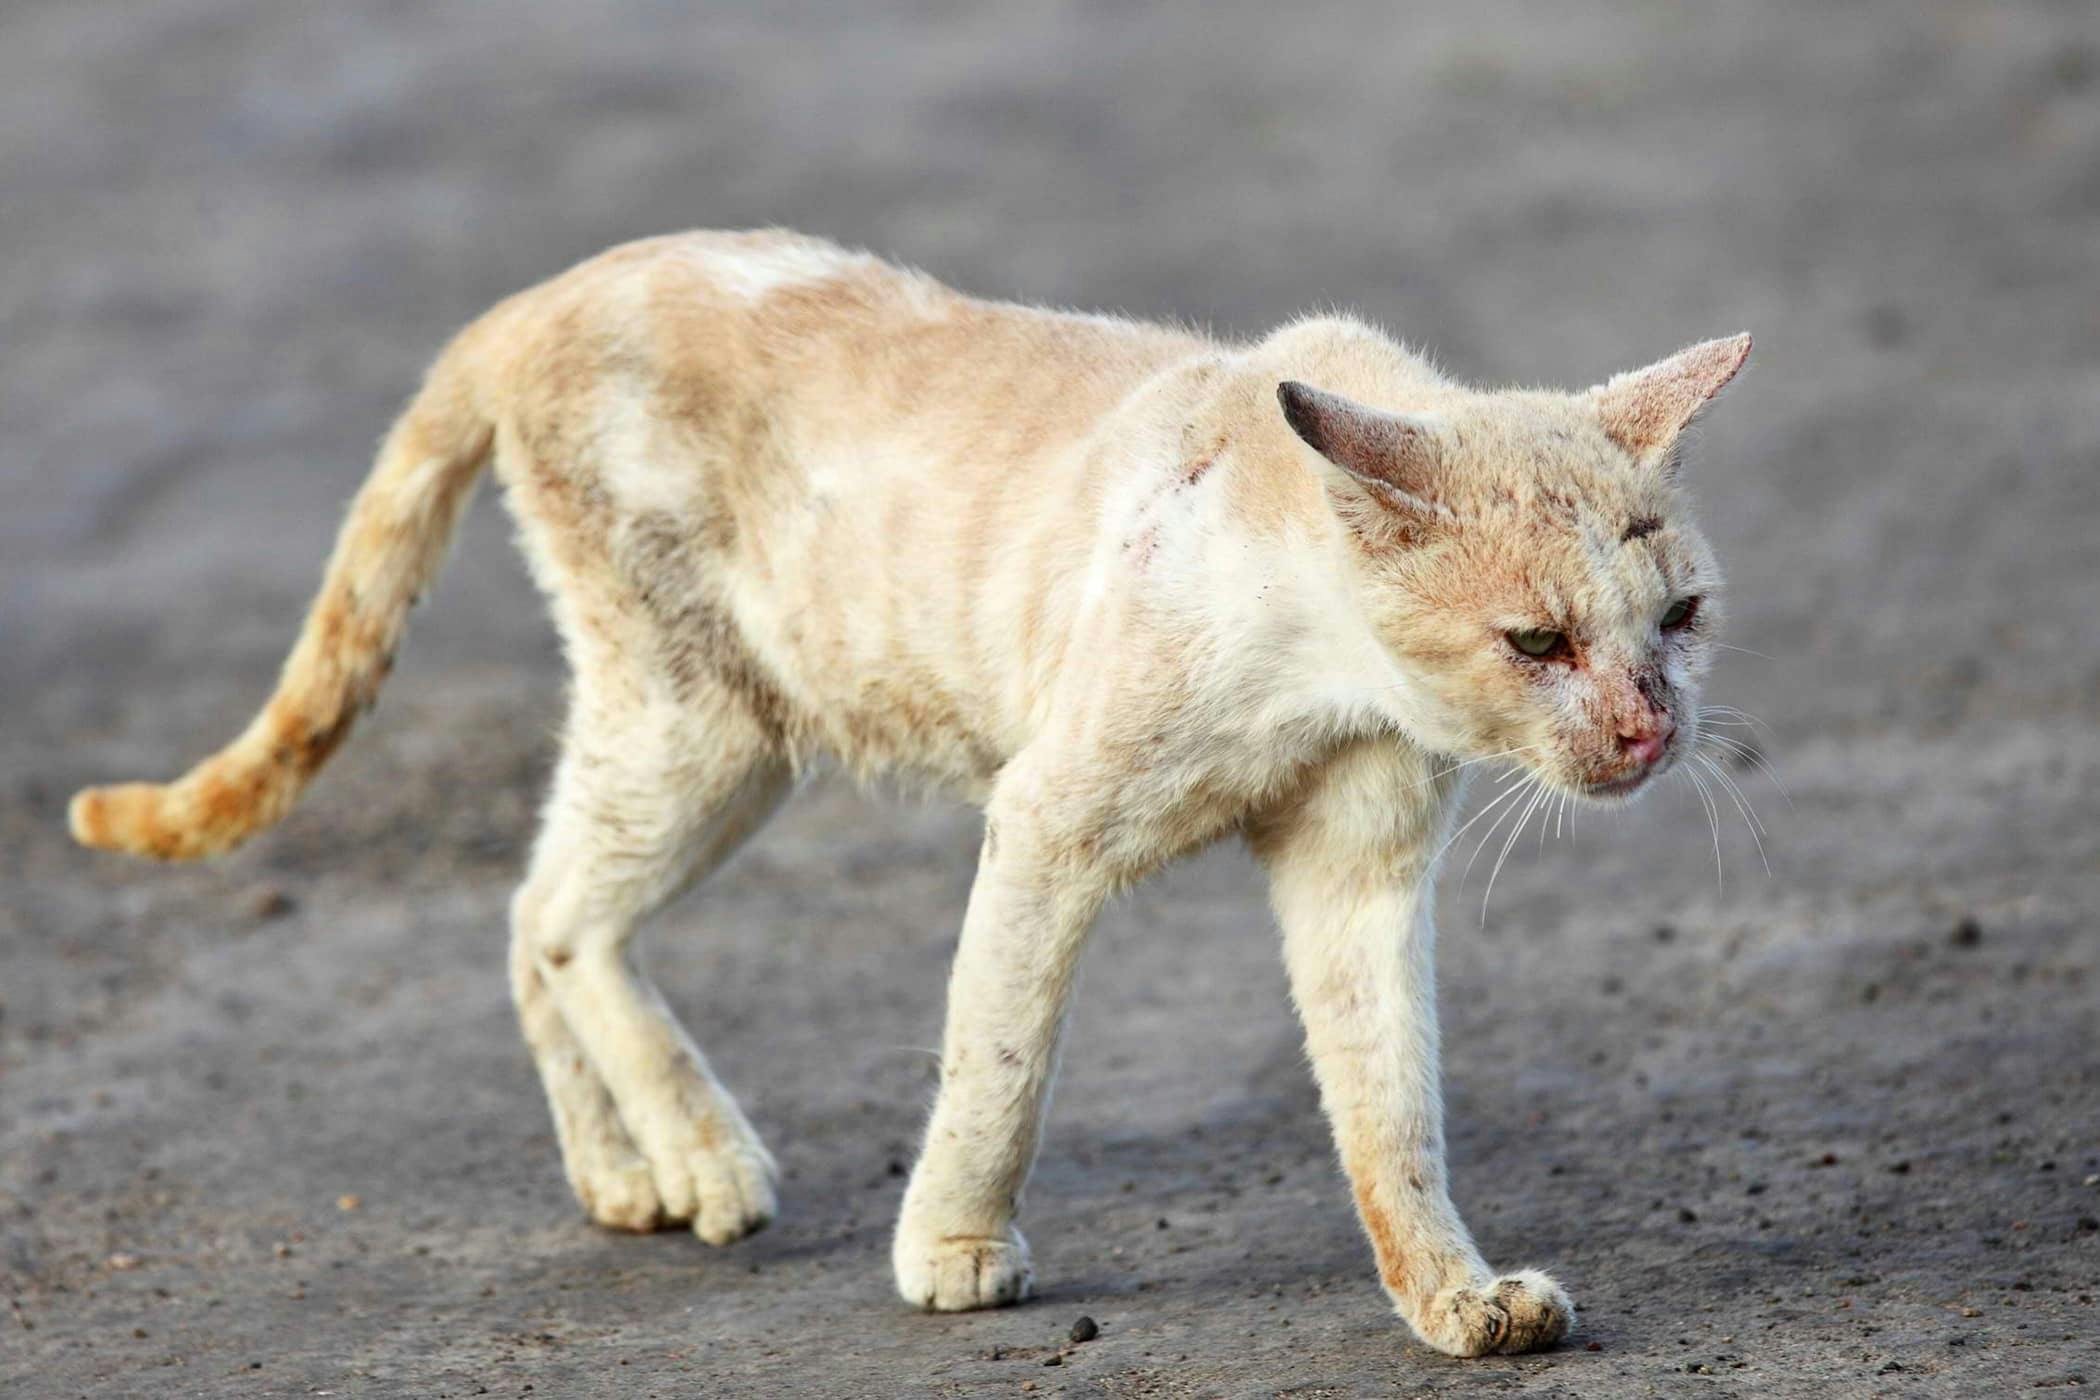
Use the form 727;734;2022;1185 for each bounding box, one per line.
1419;1271;1572;1357
1489;1270;1573;1353
568;1127;778;1243
688;1150;778;1246
573;1160;665;1233
895;1230;1034;1311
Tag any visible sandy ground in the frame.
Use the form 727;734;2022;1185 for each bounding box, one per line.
4;3;2098;1396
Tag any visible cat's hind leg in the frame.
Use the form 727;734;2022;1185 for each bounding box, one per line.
510;934;666;1232
510;682;790;1244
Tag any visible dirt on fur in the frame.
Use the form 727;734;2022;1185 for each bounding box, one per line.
4;4;2096;1396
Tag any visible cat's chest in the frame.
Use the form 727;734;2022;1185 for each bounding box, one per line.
1085;708;1355;864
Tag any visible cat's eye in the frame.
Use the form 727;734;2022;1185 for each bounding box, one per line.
1660;596;1699;630
1508;628;1567;659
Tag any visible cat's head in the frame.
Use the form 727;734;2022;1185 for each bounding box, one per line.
1280;335;1749;803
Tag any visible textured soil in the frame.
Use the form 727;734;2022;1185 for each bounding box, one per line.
4;3;2097;1397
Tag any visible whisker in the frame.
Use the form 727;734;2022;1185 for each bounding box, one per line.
1696;752;1773;876
1711;643;1778;661
1462;774;1541;888
1703;756;1767;838
1697;731;1795;809
1480;780;1551;925
1698;704;1774;737
1683;765;1725;896
1428;776;1535;871
1404;743;1547;792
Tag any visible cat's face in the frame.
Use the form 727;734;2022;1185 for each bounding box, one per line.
1280;335;1747;803
1371;449;1722;802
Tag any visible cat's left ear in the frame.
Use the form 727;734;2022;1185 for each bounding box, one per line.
1590;333;1751;471
1268;377;1453;537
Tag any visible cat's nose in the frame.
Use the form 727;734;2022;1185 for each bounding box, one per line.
1617;713;1676;769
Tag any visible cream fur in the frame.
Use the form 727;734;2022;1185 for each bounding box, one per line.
69;229;1750;1358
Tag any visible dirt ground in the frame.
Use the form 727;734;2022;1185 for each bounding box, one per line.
4;3;2097;1396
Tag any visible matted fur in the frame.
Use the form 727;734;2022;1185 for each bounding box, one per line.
69;229;1749;1357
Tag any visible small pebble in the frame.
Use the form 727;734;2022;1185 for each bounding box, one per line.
1949;916;1982;948
336;1194;362;1212
107;1253;141;1271
1069;1316;1099;1343
1586;1341;1603;1352
1041;1353;1063;1367
250;888;296;921
1677;1208;1699;1224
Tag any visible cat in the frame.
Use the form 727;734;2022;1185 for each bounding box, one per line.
69;228;1747;1358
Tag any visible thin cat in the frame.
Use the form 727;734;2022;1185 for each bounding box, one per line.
70;229;1749;1357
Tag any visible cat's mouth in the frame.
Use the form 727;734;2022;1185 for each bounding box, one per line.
1576;742;1679;801
1581;770;1655;801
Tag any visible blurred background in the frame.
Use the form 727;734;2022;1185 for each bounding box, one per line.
4;3;2096;1395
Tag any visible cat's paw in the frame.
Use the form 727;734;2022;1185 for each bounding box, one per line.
892;1224;1034;1311
570;1155;666;1233
1413;1270;1573;1357
569;1136;776;1244
653;1140;778;1246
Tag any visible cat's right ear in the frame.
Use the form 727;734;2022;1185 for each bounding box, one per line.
1277;381;1450;540
1589;333;1752;471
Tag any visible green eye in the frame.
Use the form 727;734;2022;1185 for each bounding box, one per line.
1508;628;1566;658
1660;597;1698;629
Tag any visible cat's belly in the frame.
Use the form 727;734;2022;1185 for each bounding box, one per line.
718;505;1033;797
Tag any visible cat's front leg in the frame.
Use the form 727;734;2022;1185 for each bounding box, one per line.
892;769;1115;1311
1250;743;1573;1357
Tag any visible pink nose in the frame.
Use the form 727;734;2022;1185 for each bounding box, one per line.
1618;713;1676;770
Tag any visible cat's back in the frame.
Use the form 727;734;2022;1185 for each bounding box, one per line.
470;229;1212;790
473;229;1207;553
476;228;1199;438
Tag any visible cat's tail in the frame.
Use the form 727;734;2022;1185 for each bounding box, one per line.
69;338;495;861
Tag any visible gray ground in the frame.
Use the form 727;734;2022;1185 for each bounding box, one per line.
4;3;2097;1396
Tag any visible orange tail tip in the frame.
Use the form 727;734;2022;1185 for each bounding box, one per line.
70;782;170;858
69;781;234;861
